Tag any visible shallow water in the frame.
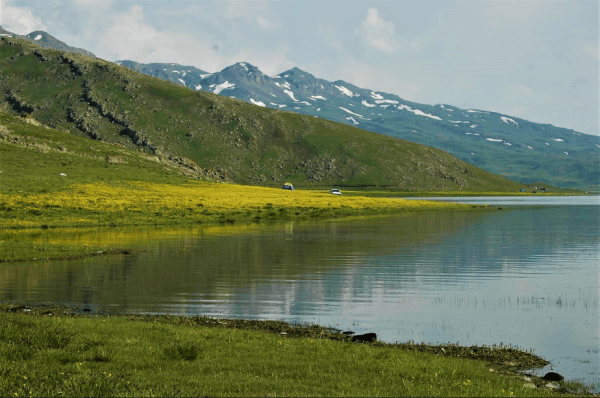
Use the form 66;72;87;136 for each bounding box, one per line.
1;197;598;390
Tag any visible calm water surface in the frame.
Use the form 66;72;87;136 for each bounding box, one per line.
1;196;598;389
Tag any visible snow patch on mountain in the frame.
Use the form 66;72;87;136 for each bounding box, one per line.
178;78;185;84
200;74;212;79
467;110;490;114
362;100;377;107
274;81;291;90
504;143;512;146
346;116;359;125
213;81;235;94
339;107;363;118
528;146;533;149
500;116;518;126
376;99;399;105
310;95;327;100
283;89;298;101
397;104;442;120
335;85;354;97
380;105;390;109
34;34;42;41
239;62;249;71
486;138;503;142
564;152;569;155
299;101;312;105
371;92;384;100
250;98;266;107
551;138;564;142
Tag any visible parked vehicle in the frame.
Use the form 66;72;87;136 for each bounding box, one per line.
329;189;342;196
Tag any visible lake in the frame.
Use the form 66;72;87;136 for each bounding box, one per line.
1;196;598;390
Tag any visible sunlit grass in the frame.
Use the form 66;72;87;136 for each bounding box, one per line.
0;309;575;397
0;180;471;230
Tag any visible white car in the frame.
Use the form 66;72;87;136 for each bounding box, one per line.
329;189;342;196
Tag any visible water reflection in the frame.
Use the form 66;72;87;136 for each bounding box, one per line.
0;205;598;390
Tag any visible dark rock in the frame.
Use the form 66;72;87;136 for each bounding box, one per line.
82;308;92;312
352;332;377;343
342;331;355;335
542;372;564;381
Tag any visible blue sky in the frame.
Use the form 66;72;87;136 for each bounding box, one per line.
1;0;598;136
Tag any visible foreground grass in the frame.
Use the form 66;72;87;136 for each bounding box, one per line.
0;305;586;397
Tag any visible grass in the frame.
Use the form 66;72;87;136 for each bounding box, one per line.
0;239;130;263
0;304;590;397
0;180;474;261
335;188;587;198
0;111;486;262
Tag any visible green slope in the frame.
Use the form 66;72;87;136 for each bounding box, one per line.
0;36;522;192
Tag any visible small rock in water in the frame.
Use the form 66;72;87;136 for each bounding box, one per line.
543;372;564;381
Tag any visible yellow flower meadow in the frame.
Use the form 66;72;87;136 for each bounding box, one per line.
0;181;469;229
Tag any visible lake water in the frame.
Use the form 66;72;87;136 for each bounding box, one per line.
0;196;598;390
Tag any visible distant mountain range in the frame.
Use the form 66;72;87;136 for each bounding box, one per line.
117;60;600;191
0;26;95;58
0;25;596;190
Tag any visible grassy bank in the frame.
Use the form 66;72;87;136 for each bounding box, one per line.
1;304;591;397
332;187;587;198
0;179;476;262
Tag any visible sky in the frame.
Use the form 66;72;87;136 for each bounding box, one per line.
0;0;598;136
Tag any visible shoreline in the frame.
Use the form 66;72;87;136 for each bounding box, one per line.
1;302;594;397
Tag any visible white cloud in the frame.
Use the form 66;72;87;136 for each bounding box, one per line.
93;4;293;76
256;15;279;29
0;1;46;34
357;8;396;54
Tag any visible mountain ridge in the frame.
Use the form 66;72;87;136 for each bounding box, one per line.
116;59;600;191
0;35;523;192
0;25;95;58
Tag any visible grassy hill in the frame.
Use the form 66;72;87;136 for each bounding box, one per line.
118;61;600;192
0;36;522;192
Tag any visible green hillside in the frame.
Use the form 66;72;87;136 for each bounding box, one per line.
0;36;522;192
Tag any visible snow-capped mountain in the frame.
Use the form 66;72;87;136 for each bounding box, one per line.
117;60;599;190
